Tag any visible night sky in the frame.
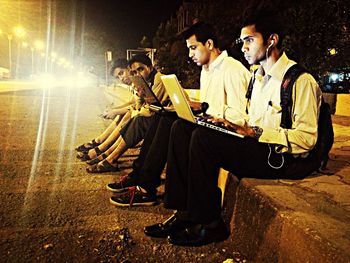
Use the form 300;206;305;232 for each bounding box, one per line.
0;0;183;72
84;0;183;49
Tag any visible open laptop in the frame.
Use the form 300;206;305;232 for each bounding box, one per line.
130;75;174;113
161;74;244;138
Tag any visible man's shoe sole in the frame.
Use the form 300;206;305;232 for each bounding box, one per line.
106;184;129;193
109;197;156;207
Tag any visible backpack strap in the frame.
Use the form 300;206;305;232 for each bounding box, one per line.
280;64;307;128
245;69;258;114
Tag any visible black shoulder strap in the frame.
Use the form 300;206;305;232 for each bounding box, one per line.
280;64;307;128
245;69;258;114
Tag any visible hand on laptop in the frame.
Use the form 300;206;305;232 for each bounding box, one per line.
144;96;156;104
188;101;202;111
206;117;255;137
204;117;225;127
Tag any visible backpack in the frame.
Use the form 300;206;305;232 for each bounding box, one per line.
246;64;334;172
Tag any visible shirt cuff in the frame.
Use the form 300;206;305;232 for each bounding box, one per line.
223;106;246;127
259;127;289;152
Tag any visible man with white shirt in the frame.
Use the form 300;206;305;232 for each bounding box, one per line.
145;10;322;247
108;22;250;207
143;22;251;242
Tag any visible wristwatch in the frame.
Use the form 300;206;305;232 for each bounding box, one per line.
251;126;263;140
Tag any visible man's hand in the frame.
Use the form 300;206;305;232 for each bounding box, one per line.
206;117;255;137
144;96;155;104
101;109;118;120
188;101;202;110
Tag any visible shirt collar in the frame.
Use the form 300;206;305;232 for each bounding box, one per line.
146;68;157;86
266;52;290;82
207;50;228;71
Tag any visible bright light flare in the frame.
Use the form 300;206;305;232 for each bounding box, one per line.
13;26;26;38
33;73;56;88
330;73;339;82
61;72;96;88
35;40;44;50
329;48;337;56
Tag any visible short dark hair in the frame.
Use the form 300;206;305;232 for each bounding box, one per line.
242;7;284;49
127;54;152;68
110;58;127;76
181;22;218;47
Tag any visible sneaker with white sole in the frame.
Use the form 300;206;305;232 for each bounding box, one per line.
106;175;136;193
109;186;157;207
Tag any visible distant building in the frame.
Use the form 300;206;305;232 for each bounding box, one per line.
176;1;211;33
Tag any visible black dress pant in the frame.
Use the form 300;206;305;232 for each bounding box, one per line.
164;119;320;224
128;114;178;197
128;114;161;181
120;115;157;148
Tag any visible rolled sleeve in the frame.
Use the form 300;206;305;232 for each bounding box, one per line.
223;64;250;125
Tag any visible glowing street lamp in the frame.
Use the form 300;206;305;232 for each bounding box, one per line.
34;40;44;50
13;26;26;78
33;40;45;73
13;26;26;38
329;48;337;56
7;34;13;77
50;52;57;72
30;46;34;75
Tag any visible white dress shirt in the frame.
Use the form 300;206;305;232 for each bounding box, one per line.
248;53;322;154
200;50;251;126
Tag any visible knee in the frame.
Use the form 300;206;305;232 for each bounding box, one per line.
170;119;185;135
191;127;207;148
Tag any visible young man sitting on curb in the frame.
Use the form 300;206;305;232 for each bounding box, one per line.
144;8;322;247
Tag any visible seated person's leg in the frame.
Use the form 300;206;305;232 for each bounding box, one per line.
87;115;158;173
143;119;197;237
164;119;197;210
138;115;178;196
104;136;123;155
109;115;178;206
75;111;130;154
78;112;131;161
164;126;303;246
86;136;123;165
106;114;162;193
94;112;131;154
130;114;162;177
95;112;128;144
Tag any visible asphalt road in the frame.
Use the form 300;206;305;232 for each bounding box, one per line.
0;81;239;263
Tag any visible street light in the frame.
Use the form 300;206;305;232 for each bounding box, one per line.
30;47;34;75
13;26;26;38
7;34;12;78
34;40;44;73
13;26;26;78
0;28;13;78
34;40;44;50
50;52;57;73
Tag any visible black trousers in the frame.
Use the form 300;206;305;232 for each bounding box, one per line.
128;114;178;196
119;115;158;148
128;114;161;181
164;119;320;224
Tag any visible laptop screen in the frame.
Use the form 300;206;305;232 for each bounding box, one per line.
130;75;166;112
161;74;196;123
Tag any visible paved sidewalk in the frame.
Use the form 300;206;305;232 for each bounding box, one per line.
223;114;350;262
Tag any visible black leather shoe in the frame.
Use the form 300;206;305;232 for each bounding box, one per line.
168;218;229;246
144;214;193;238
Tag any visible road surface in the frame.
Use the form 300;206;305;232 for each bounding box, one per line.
0;80;237;263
